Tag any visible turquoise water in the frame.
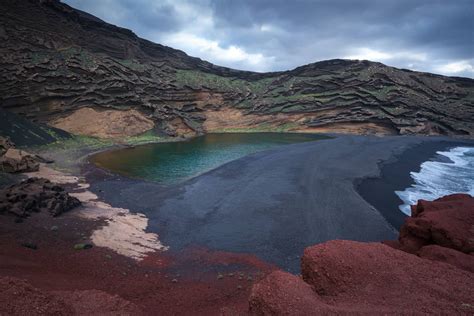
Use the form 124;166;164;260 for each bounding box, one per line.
91;133;327;184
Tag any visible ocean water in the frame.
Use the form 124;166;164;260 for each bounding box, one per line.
91;133;327;184
395;146;474;215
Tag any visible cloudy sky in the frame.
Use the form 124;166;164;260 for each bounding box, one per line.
63;0;474;78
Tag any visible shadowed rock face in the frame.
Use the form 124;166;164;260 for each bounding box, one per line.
0;149;39;173
0;177;81;218
1;0;474;137
0;137;13;156
0;137;40;173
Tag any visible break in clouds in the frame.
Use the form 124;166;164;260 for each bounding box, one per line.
64;0;474;78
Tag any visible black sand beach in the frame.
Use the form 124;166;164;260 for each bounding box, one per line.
356;139;474;229
87;135;474;273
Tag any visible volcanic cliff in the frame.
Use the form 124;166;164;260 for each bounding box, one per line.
1;0;474;139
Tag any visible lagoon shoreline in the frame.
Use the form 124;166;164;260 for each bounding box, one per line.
83;134;474;272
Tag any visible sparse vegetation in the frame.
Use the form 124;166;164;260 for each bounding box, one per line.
117;59;146;72
175;70;249;91
123;130;168;145
33;135;112;152
211;121;300;133
174;70;277;94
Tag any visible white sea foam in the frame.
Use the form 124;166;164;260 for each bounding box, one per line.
395;146;474;215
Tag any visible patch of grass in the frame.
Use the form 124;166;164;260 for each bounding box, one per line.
381;105;411;116
34;131;171;152
211;121;300;133
175;70;247;91
248;77;275;94
273;122;300;131
29;135;114;173
266;105;286;113
357;68;373;81
265;92;331;105
34;135;113;152
40;127;66;141
123;130;168;145
359;85;398;100
174;70;278;94
58;47;96;69
117;59;146;72
281;104;308;113
31;47;98;75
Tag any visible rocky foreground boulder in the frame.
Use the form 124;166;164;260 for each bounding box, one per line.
0;136;40;173
0;177;81;218
399;193;474;254
249;194;474;314
0;148;39;173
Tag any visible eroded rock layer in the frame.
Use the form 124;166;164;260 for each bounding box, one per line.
1;0;474;137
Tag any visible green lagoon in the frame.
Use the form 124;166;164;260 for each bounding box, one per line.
91;133;327;184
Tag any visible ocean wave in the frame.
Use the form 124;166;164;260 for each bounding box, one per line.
395;146;474;215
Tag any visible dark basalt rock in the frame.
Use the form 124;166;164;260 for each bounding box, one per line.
0;137;40;173
0;177;81;218
0;0;473;137
0;108;69;146
0;149;40;173
0;137;13;156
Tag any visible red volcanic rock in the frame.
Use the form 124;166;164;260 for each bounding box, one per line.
249;271;330;315
250;240;474;315
0;276;142;315
0;277;73;315
250;194;474;314
56;289;142;315
418;245;474;273
400;194;474;253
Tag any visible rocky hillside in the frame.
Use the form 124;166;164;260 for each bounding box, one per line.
1;0;474;138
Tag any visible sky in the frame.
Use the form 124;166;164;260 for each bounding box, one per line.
63;0;474;78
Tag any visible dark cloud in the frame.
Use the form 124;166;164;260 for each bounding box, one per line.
63;0;474;77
